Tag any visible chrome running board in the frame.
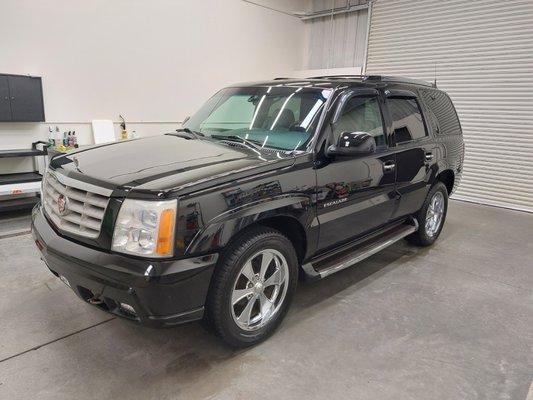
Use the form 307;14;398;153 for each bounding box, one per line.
302;217;419;280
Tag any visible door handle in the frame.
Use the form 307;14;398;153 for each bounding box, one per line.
383;162;396;172
425;152;434;162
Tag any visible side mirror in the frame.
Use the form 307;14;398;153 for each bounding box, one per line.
326;131;376;157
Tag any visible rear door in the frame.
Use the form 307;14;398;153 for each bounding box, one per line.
384;89;437;218
315;90;397;252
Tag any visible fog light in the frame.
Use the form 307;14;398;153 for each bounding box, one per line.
120;303;136;316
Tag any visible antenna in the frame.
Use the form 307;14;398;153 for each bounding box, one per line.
433;63;438;88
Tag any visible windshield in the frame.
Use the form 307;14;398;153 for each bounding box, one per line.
183;86;332;151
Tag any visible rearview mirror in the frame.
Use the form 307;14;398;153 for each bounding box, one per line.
326;131;376;157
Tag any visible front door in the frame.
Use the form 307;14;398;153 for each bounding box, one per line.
315;91;397;252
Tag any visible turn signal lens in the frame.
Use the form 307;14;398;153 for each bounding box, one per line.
156;209;175;256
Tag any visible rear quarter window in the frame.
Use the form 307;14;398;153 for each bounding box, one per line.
420;89;462;136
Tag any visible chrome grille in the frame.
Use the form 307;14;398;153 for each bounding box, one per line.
42;172;110;239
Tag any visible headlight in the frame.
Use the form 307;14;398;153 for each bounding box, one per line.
112;199;177;258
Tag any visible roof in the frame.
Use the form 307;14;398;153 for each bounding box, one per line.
230;75;435;89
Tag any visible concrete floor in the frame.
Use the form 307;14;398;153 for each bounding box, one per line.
0;209;32;237
0;200;532;400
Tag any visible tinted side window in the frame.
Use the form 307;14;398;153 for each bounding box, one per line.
420;89;462;136
388;98;427;143
333;96;386;147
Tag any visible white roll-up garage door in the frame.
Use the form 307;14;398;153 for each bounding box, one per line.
365;0;533;212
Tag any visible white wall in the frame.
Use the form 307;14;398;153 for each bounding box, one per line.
242;0;310;14
0;0;305;163
303;0;368;70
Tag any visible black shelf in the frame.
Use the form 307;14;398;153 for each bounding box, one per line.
0;141;47;210
0;172;42;185
0;148;47;158
0;196;39;213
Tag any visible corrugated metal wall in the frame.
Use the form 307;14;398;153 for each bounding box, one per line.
306;0;369;69
366;0;533;213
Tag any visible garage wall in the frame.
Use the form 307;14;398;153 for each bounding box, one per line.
365;0;533;213
0;0;304;156
305;0;369;69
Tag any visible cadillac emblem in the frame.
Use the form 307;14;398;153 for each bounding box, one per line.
57;194;69;215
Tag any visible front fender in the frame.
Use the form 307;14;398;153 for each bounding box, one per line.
184;194;314;256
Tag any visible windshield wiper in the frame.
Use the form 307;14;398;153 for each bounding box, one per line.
172;127;205;139
210;134;264;151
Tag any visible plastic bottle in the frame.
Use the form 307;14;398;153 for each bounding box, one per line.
119;115;128;140
55;127;62;149
72;131;78;148
48;126;55;147
68;131;74;148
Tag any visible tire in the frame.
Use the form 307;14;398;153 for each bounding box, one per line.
407;181;448;247
205;226;298;348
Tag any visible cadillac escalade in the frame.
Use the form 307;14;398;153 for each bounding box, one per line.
32;75;464;347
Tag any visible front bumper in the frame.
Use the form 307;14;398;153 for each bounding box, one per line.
31;204;217;327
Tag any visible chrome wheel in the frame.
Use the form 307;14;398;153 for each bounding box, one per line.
230;249;289;332
425;191;445;237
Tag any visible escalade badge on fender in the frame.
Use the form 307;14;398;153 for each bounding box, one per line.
57;194;69;215
323;197;348;208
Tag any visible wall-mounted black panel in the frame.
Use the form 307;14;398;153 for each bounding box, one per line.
0;74;45;122
0;76;12;121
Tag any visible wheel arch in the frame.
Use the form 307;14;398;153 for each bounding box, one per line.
436;169;455;194
253;216;307;264
209;215;308;265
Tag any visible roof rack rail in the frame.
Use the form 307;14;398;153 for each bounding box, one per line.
308;74;365;80
307;74;434;88
364;75;434;87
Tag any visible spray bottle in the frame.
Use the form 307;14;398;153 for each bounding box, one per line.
48;126;55;147
68;131;74;148
55;126;62;149
72;130;78;148
119;115;128;140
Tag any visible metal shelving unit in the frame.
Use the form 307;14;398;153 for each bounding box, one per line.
0;141;47;212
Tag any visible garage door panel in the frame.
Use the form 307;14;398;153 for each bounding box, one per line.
367;0;533;213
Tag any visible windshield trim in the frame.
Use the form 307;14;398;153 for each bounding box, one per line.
306;86;341;154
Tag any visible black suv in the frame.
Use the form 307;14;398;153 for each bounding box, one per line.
32;75;464;347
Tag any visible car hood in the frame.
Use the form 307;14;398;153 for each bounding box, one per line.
51;135;294;193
